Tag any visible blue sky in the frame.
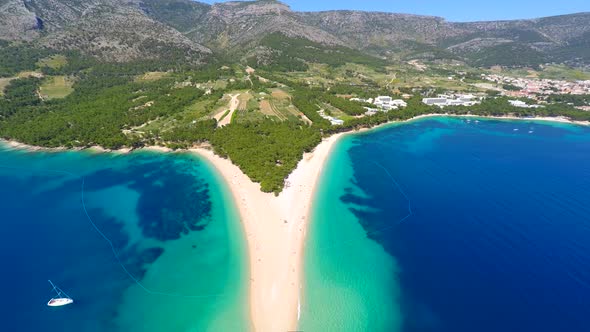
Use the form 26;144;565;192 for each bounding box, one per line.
201;0;590;22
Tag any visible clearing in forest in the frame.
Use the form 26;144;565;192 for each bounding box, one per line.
0;77;13;95
135;71;170;82
39;76;74;99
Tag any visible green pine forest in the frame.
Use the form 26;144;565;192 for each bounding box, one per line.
1;42;589;194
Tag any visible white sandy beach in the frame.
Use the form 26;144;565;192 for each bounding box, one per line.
191;133;344;332
2;112;588;331
187;113;590;331
1;113;588;330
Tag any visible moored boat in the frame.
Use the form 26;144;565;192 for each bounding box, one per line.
47;280;74;307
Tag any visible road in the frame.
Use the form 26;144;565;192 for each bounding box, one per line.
215;93;240;127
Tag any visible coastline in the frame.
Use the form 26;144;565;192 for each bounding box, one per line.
1;113;587;155
410;113;590;126
186;113;589;331
189;133;345;331
2;113;588;330
348;114;589;137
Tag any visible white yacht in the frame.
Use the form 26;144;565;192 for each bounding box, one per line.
47;280;74;307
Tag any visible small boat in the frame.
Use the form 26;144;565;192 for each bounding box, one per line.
47;280;73;307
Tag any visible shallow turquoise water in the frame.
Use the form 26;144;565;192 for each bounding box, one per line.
0;145;250;331
301;117;590;331
300;136;403;331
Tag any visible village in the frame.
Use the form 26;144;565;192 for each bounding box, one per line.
316;72;590;126
483;74;590;97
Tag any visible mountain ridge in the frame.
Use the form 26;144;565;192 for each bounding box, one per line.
0;0;588;66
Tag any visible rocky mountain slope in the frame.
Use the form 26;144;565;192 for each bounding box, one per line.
0;0;589;66
141;0;343;50
0;0;42;41
1;0;211;62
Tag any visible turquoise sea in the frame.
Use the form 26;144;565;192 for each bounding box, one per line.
301;117;590;331
0;146;250;331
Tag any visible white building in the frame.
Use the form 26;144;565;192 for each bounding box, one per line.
458;94;475;102
318;109;345;125
423;94;480;107
373;96;406;111
375;96;392;103
364;107;378;115
423;98;448;106
350;97;374;104
326;117;344;125
353;95;407;113
509;100;544;108
509;100;527;107
391;99;407;107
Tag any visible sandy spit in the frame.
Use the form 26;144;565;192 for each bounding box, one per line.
190;133;345;331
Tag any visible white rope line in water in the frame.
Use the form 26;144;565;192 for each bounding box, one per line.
371;161;414;227
0;165;227;299
2;160;412;290
317;162;414;252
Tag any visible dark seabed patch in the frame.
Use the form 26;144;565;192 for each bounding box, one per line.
0;149;249;331
306;117;590;331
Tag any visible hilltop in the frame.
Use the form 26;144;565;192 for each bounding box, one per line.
0;0;589;65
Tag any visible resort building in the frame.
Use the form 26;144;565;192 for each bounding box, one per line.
350;97;374;104
509;100;527;107
317;109;345;126
364;108;379;115
423;97;448;106
351;95;408;114
373;96;407;110
422;94;481;107
508;100;545;108
375;96;392;103
328;118;345;125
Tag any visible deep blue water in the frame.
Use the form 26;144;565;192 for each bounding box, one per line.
0;147;245;331
343;118;590;331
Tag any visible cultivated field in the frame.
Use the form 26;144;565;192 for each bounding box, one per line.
135;71;170;82
39;76;74;99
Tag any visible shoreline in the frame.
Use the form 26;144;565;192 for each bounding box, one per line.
346;114;589;137
1;113;587;155
2;113;588;330
411;113;590;126
189;133;345;331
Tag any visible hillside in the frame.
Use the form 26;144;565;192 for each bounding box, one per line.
141;0;344;51
0;0;211;62
1;0;590;194
0;0;588;66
